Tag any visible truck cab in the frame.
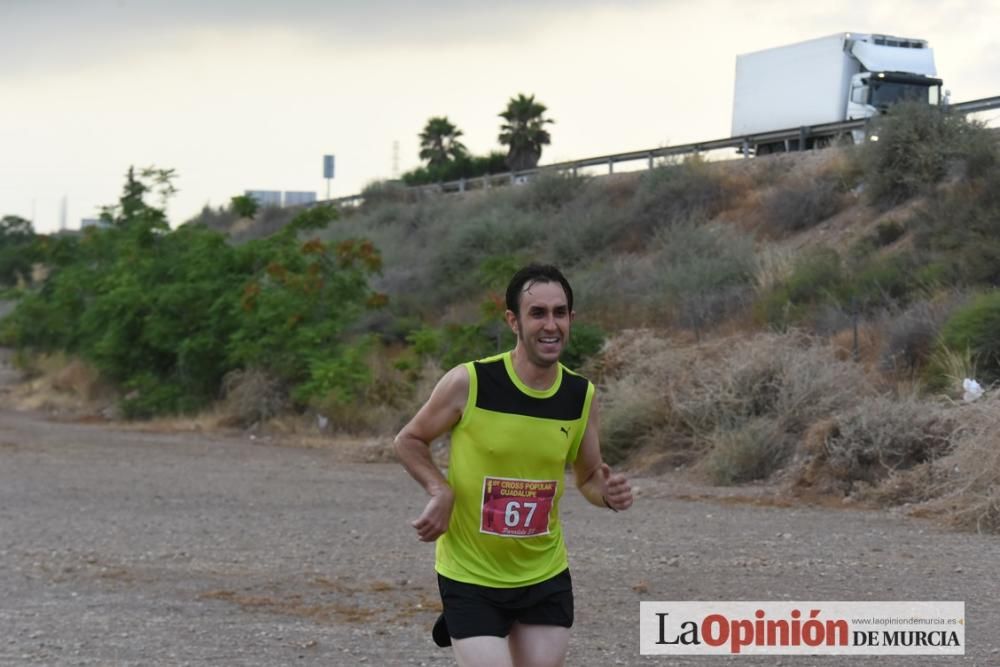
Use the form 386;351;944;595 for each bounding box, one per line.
847;72;943;119
846;35;942;121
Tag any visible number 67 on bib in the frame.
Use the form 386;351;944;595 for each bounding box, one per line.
480;476;558;538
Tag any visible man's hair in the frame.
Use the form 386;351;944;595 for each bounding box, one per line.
505;264;574;316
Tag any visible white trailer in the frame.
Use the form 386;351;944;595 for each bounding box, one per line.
732;33;943;154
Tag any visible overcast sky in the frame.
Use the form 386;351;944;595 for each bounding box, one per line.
2;0;998;232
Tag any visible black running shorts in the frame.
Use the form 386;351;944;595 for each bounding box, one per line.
436;569;574;641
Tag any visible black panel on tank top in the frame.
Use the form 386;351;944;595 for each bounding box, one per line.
473;357;588;420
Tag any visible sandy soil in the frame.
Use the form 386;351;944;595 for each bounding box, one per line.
1;351;997;666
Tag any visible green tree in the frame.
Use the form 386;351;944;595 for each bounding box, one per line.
418;116;468;168
229;194;260;219
498;93;554;172
4;167;383;418
0;215;38;286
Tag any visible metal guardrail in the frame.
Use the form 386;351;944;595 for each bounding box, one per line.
951;95;1000;114
313;95;1000;208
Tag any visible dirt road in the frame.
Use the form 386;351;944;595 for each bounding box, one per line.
1;380;998;665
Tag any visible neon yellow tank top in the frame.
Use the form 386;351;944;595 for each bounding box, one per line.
435;350;595;587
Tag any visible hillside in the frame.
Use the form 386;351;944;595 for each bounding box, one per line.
4;103;999;534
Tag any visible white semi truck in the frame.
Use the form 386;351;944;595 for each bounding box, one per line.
732;33;944;155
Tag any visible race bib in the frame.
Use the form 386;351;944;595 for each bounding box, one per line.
480;476;557;537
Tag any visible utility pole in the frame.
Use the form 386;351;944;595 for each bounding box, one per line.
392;140;400;179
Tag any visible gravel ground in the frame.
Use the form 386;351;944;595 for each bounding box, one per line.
1;355;998;666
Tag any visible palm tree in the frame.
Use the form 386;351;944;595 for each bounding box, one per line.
498;94;554;172
418;116;468;168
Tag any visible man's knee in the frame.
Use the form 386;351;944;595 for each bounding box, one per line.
451;635;514;667
509;623;569;667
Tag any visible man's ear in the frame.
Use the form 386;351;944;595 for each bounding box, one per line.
504;309;519;334
569;310;576;323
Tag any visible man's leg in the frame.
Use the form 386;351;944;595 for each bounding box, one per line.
508;623;570;667
451;636;513;667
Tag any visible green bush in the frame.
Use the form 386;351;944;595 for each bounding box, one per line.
652;222;756;333
429;212;536;299
0;215;40;287
401;151;508;186
755;249;846;328
874;220;906;247
939;291;1000;382
5;168;382;418
512;173;587;212
629;156;735;233
229;194;259;219
786;248;844;303
909;167;1000;288
563;322;605;371
360;180;420;208
850;253;915;310
861;102;995;207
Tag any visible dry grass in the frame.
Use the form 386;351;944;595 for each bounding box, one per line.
700;417;789;485
219;368;288;428
6;352;115;414
927;345;977;396
790;386;1000;534
922;393;1000;532
759;170;848;234
813;393;954;486
597;330;870;474
830;322;884;370
878;294;968;376
753;246;796;294
669;331;870;438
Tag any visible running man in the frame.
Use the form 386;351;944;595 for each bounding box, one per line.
394;264;634;667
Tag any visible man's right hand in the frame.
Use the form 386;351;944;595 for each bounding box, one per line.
412;486;455;542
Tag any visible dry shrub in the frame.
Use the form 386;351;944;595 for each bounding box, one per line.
830;322;883;370
6;352;115;414
760;172;847;234
879;294;967;375
701;417;789;485
220;369;289;427
753;246;795;294
597;330;870;474
923;394;1000;532
589;329;680;384
600;374;671;464
51;358;109;400
818;394;954;486
596;332;700;464
671;331;870;438
858;463;938;507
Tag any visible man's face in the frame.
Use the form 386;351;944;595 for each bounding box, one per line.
506;280;573;368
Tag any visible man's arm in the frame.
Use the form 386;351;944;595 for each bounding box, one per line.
572;396;634;511
393;364;469;542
